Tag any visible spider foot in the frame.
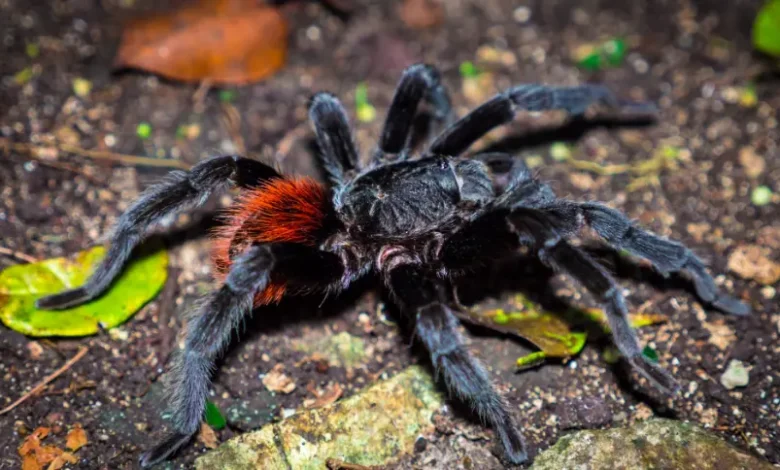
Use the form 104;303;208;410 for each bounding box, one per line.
36;288;91;310
495;418;529;465
139;431;194;468
709;294;750;317
628;356;681;396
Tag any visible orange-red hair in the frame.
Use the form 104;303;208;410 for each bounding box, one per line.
211;177;330;305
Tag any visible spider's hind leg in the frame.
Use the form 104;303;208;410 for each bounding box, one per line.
386;264;528;464
507;212;680;395
578;202;749;316
36;156;280;310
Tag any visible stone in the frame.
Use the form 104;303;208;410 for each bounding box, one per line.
196;366;443;470
720;359;750;390
530;418;771;470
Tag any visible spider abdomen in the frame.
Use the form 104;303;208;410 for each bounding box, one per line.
211;177;332;304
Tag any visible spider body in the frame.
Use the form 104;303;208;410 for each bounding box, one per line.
36;64;749;467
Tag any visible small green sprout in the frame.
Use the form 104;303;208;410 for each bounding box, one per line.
205;400;226;430
459;61;481;79
219;89;237;103
642;345;659;363
751;185;773;206
355;82;376;123
26;42;40;59
753;0;780;57
136;122;152;140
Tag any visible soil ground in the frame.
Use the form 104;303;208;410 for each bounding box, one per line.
1;0;778;469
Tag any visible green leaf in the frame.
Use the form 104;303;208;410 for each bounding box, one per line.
753;0;780;57
456;294;667;369
0;245;167;337
205;400;226;430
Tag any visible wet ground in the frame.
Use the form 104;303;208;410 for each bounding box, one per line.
1;0;778;469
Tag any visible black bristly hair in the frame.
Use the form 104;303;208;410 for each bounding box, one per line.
36;63;750;467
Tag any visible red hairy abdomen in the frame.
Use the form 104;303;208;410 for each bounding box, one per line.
211;177;330;305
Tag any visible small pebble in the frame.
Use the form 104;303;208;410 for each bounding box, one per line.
720;359;749;390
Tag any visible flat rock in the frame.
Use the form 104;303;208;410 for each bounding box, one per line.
531;418;772;470
196;365;443;470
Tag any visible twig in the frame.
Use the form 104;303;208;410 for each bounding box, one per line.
0;246;39;264
0;138;191;170
0;346;88;415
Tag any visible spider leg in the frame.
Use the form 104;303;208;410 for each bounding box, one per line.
309;93;360;184
375;63;451;161
140;243;348;468
36;156;280;310
506;212;680;394
574;202;749;316
429;84;656;157
386;264;527;464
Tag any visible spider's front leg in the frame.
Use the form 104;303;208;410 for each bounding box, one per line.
374;63;451;161
140;243;347;468
385;263;528;465
36;156;280;310
428;83;656;157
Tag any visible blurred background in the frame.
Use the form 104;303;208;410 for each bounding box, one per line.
0;1;778;469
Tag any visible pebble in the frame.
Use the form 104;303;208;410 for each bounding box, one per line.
720;359;749;390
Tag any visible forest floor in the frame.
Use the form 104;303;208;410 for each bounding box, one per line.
0;0;778;469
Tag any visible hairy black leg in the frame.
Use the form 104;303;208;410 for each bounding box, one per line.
508;211;681;394
139;245;274;468
574;202;749;316
386;265;527;464
429;84;656;157
309;93;360;184
375;63;451;160
140;243;348;468
36;156;280;310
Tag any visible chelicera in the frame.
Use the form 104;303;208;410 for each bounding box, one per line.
37;64;748;466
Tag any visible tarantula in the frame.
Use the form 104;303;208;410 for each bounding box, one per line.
36;64;748;467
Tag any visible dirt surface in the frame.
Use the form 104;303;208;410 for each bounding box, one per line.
1;0;778;469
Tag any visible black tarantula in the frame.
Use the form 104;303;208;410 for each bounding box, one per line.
36;64;749;467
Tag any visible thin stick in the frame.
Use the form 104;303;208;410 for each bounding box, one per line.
0;138;191;170
0;346;89;415
0;246;39;264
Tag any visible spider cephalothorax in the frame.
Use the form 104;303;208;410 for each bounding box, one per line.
37;64;749;467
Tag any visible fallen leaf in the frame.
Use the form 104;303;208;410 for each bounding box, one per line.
0;245;167;337
456;294;666;368
728;244;780;285
263;364;296;394
398;0;444;29
47;452;77;470
198;423;219;449
753;0;780;57
19;427;51;457
304;382;344;408
65;424;87;452
115;0;288;84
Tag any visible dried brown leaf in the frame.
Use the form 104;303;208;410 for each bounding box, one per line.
65;424;87;452
262;364;296;394
305;382;344;408
115;0;287;84
197;423;219;449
